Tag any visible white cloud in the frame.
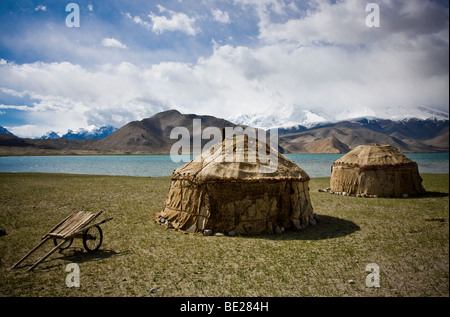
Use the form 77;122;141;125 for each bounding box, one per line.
256;0;449;48
125;13;152;30
0;87;26;97
228;0;449;113
0;61;168;136
34;5;46;11
6;125;43;138
1;0;448;137
101;38;128;49
149;5;197;35
0;104;33;111
212;9;230;23
1;26;448;138
87;4;93;11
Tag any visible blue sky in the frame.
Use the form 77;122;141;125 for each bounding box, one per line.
0;0;449;137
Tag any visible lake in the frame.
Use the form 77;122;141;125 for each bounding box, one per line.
0;153;448;178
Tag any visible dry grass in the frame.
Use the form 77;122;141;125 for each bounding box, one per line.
0;172;448;297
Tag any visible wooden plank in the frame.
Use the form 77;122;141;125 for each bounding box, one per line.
47;233;65;238
70;210;104;235
64;212;95;236
12;237;50;269
47;213;75;236
42;213;74;240
58;212;93;237
59;212;87;234
52;211;85;235
63;211;87;231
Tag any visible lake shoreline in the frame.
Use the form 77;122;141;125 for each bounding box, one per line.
1;150;449;157
0;171;448;180
1;153;448;177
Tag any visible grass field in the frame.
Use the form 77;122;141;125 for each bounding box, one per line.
0;172;448;297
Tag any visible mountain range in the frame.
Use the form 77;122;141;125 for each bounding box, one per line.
277;118;448;153
229;105;450;130
40;125;118;140
0;109;448;155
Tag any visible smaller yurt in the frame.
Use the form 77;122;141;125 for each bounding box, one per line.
330;145;425;198
156;135;315;235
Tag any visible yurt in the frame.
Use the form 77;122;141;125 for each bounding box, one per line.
156;135;315;235
330;145;425;198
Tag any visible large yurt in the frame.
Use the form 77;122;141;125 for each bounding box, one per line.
330;145;425;198
156;135;314;235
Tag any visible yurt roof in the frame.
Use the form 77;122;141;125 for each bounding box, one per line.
172;135;310;183
332;145;415;168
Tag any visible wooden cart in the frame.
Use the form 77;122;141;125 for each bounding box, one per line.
12;210;113;271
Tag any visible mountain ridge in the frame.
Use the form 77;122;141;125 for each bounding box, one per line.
0;109;448;155
39;125;118;140
229;105;449;131
0;126;14;136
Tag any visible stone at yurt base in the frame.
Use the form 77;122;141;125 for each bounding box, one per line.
328;145;425;198
156;135;315;236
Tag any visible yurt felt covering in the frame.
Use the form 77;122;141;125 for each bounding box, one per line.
156;136;314;235
330;145;425;198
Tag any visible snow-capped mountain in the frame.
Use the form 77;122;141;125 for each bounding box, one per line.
358;105;449;121
0;126;14;136
40;131;61;139
228;105;449;130
411;106;449;121
39;125;118;140
228;105;331;130
1;110;447;154
62;125;118;140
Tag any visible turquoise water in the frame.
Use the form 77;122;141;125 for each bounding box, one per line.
0;153;448;178
286;153;449;177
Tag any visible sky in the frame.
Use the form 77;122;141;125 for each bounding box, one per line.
0;0;449;138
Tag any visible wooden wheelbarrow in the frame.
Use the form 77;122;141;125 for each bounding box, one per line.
12;210;113;271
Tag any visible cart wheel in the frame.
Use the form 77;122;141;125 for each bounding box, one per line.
83;226;103;252
53;238;73;250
